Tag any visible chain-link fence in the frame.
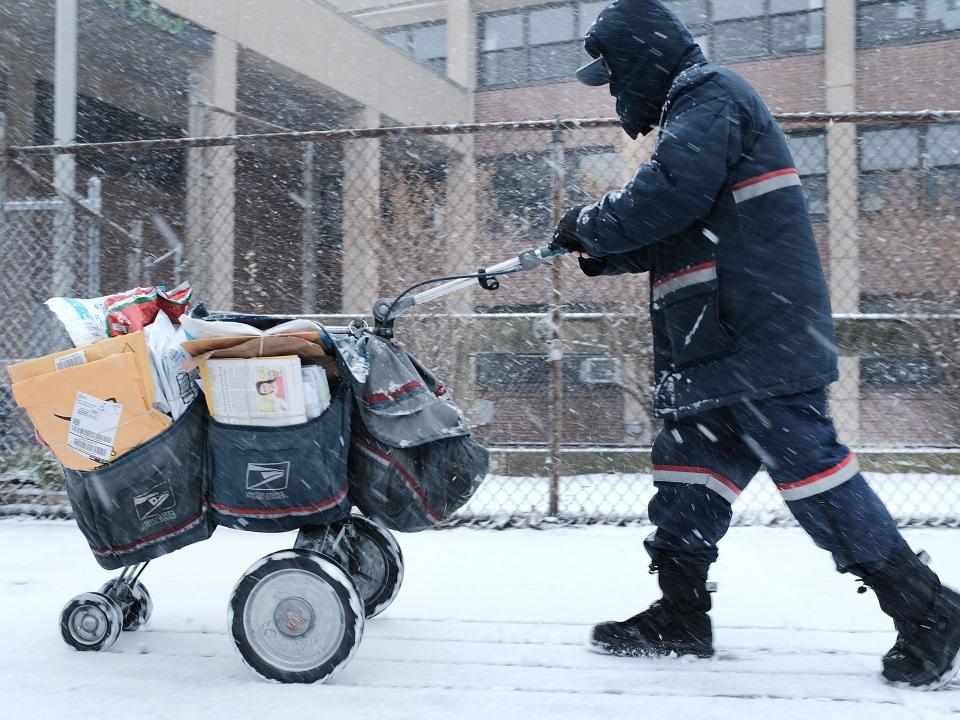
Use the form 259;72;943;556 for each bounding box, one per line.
1;109;959;525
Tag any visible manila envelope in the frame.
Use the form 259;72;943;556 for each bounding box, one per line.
182;333;338;377
7;331;158;407
180;330;320;356
11;352;171;471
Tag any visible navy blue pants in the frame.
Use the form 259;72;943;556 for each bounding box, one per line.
647;389;907;573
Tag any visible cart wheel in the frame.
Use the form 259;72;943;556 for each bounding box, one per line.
60;592;123;651
295;515;404;619
347;516;404;619
100;578;153;631
228;549;364;684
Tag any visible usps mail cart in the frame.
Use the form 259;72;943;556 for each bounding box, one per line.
56;244;563;683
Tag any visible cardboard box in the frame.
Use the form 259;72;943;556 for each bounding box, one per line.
7;331;158;406
11;352;171;471
200;355;307;426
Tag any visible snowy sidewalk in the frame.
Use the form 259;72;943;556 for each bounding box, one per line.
2;521;959;720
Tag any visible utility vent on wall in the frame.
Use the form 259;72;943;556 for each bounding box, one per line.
578;357;621;385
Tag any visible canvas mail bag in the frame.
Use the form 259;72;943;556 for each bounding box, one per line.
343;334;488;532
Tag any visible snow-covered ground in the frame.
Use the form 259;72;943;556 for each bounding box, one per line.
2;521;959;720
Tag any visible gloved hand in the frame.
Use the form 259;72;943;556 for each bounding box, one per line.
578;248;650;278
578;256;608;277
549;205;587;254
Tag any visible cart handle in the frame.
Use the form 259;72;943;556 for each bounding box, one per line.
371;244;568;336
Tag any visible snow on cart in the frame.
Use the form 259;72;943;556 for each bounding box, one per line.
6;244;562;683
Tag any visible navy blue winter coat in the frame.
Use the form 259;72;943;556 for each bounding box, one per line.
574;0;838;419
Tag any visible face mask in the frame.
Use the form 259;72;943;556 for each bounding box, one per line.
615;91;652;139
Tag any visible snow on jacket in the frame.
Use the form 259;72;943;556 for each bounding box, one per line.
575;0;838;419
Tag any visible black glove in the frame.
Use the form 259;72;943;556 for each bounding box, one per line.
578;248;650;278
549;205;587;254
578;256;608;277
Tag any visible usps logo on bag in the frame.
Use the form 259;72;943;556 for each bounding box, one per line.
134;482;177;528
246;462;290;492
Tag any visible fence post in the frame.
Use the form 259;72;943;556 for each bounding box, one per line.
301;141;317;313
84;176;102;296
51;170;77;297
548;122;566;518
128;219;143;287
185;73;208;301
0;113;7;260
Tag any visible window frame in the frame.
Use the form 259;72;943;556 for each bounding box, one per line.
474;351;623;394
860;354;943;392
478;1;608;89
857;0;960;49
481;144;625;243
0;63;8;117
478;1;826;89
785;130;829;217
687;1;825;64
381;20;448;76
857;123;960;212
566;145;624;203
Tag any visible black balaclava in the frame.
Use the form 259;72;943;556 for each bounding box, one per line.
584;0;707;138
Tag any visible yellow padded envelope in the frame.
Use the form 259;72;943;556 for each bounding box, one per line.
11;352;171;471
7;331;158;408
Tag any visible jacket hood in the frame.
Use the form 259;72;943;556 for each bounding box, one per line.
585;0;707;138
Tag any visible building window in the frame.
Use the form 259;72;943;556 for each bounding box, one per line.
664;0;823;63
858;124;960;212
485;146;623;236
858;0;960;47
859;293;899;313
479;2;606;88
475;352;622;393
484;151;555;238
0;64;8;117
34;80;184;191
567;147;623;203
927;123;960;207
383;21;447;75
785;132;828;216
860;127;921;171
861;355;942;391
479;1;823;86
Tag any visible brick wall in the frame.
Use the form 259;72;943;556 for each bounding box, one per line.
861;393;960;446
857;39;960;111
725;53;826;112
475;80;615;123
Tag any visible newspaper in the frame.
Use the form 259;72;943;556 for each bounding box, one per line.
201;356;306;426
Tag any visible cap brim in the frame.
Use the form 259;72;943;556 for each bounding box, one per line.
575;56;610;86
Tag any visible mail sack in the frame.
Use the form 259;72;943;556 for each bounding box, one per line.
205;378;353;532
62;398;213;570
348;428;488;532
344;334;488;531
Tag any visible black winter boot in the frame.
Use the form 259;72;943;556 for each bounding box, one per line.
859;548;960;689
590;557;714;658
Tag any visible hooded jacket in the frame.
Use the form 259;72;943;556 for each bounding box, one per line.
575;0;838;419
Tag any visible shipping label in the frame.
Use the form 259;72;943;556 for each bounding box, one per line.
55;350;87;370
66;392;123;463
